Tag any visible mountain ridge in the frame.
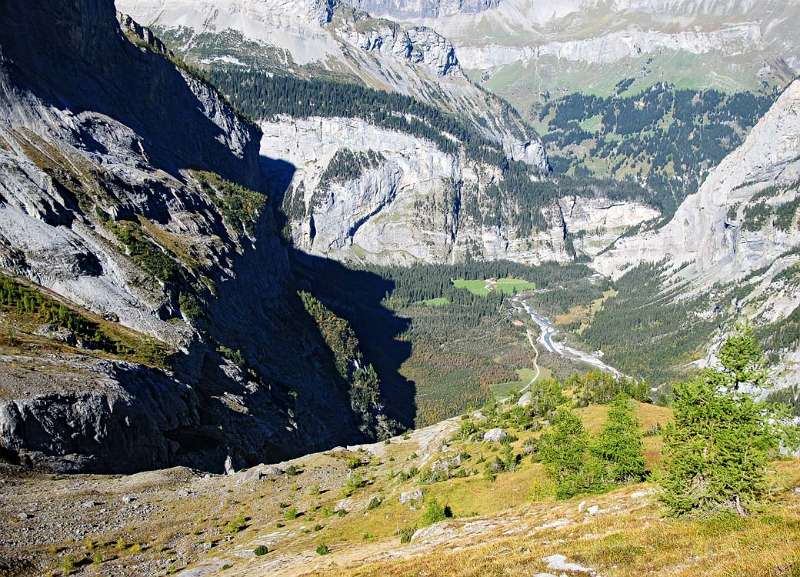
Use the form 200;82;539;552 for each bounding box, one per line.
0;0;403;473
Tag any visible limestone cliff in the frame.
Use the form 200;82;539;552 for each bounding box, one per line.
263;116;658;264
0;0;396;473
595;80;800;388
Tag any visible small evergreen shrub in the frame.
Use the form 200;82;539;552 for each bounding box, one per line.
224;515;247;534
420;499;452;526
592;395;646;482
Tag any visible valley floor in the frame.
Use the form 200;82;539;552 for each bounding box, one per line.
2;403;799;577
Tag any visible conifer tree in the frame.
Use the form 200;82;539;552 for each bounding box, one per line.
538;407;605;498
660;326;785;516
593;394;646;482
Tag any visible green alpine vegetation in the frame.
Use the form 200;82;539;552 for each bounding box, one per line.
538;84;774;214
659;325;796;516
537;407;607;499
579;262;717;384
107;219;183;285
299;291;392;437
316;150;385;192
593;395;647;483
207;69;510;165
452;278;535;297
106;218;207;323
536;397;646;499
193;170;268;237
0;273;169;367
569;370;650;407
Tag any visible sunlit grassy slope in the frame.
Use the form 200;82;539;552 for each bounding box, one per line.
104;398;793;577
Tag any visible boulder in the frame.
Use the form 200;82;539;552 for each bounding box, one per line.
399;488;423;506
483;428;507;442
542;554;595;574
237;465;282;484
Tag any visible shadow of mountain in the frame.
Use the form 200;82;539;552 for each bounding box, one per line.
0;0;417;471
0;0;262;189
259;151;417;429
289;249;417;429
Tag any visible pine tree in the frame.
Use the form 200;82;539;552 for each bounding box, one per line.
718;323;767;389
538;408;605;499
660;327;782;517
593;395;646;483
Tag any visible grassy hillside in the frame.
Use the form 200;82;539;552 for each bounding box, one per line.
0;273;170;367
11;393;798;577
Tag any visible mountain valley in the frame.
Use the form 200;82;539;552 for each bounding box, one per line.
1;1;800;576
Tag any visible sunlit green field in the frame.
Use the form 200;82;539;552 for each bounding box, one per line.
453;278;535;297
489;367;549;398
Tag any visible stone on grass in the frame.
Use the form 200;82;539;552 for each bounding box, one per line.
399;489;423;506
483;428;507;442
542;554;595;574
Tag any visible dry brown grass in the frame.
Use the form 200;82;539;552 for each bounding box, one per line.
305;462;800;577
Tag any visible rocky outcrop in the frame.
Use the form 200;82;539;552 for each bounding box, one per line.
0;355;198;473
457;23;763;69
343;18;460;76
265;116;657;264
348;0;501;18
559;196;660;258
118;12;174;57
0;1;396;473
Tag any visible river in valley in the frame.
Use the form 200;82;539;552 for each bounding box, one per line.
511;296;622;378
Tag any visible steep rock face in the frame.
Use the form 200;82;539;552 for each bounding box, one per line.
0;1;394;473
348;0;501;18
595;81;800;281
342;17;460;76
117;0;461;76
264;116;658;264
558;196;660;258
117;0;544;164
458;23;763;68
0;355;199;473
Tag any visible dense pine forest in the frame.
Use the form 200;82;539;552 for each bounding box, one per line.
539;83;775;215
208;70;508;165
